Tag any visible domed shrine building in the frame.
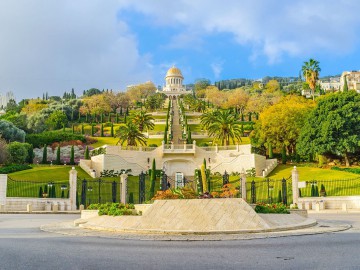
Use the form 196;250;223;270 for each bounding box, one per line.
158;66;189;98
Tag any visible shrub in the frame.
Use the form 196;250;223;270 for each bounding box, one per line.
255;203;289;214
331;166;360;175
26;132;86;148
87;203;136;216
7;142;28;164
0;164;32;174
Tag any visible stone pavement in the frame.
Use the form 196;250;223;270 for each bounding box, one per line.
40;219;350;241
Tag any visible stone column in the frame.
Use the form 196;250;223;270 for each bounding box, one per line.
292;166;299;206
0;174;7;211
69;167;77;211
120;174;128;204
241;172;247;202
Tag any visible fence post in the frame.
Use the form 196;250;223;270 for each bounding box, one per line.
112;181;117;203
282;178;287;205
251;180;256;204
241;172;247;201
292;166;299;206
69;167;77;211
81;179;87;206
120;173;128;204
0;174;7;211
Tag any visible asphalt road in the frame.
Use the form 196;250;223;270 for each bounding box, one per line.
0;213;360;270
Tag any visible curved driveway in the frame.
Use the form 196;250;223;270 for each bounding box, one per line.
0;213;360;270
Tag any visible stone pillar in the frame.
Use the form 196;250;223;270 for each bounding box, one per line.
0;174;7;209
120;174;128;204
69;167;77;211
241;172;247;202
292;166;299;206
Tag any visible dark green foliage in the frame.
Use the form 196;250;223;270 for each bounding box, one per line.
111;123;114;137
255;203;289;214
268;143;273;159
44;185;48;195
331;166;360;174
311;184;315;197
56;145;61;165
70;146;75;165
100;113;104;123
149;159;156;199
42;144;48;164
320;184;327;196
295;153;301;163
7;142;28;164
126;107;129;116
52;185;56;198
281;145;287;164
116;113;119;123
87;203;136;216
25;144;34;164
61;190;65;199
72;124;75;134
297;92;360;166
315;185;319;197
0;120;26;142
39;187;43;198
128;192;134;204
101;124;104;137
85;146;90;160
299;188;302;198
91;124;95;136
81;125;85;135
25;132;85;148
277;190;282;203
0;164;32;174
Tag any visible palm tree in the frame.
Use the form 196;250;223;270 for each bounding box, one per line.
201;109;242;146
131;110;155;132
116;122;147;146
302;59;321;100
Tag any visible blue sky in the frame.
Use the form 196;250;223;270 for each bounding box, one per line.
1;0;360;99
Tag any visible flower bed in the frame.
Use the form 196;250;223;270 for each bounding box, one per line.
254;203;290;214
87;203;137;216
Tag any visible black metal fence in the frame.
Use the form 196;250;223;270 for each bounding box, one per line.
246;178;291;204
7;177;69;198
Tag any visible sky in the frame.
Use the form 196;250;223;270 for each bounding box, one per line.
1;0;360;100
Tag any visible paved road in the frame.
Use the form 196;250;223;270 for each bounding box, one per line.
1;213;360;270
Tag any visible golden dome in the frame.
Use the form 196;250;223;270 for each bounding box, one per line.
165;66;183;78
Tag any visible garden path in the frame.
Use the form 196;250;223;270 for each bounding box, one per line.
171;99;184;143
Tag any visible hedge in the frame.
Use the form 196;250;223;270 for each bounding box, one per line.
0;164;32;174
26;132;86;148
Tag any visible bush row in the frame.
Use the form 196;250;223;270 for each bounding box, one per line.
0;164;32;174
26;132;86;148
331;166;360;175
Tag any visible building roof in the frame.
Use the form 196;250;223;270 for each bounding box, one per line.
165;66;183;79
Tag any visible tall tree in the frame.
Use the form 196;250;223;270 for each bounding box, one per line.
297;92;360;167
343;76;348;92
149;158;156;199
302;58;321;100
131;110;155;132
42;144;48;164
116;122;147;146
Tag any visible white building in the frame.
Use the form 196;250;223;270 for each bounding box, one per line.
320;77;341;92
158;66;189;98
340;71;360;92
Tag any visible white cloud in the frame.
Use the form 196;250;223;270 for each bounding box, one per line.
127;0;360;62
211;61;224;79
0;0;152;99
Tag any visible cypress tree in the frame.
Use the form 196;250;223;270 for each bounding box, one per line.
100;113;104;123
91;124;95;136
81;124;85;135
315;185;319;197
39;186;43;198
86;113;89;123
101;124;104;137
281;145;287;165
72;124;75;134
52;185;56;198
126;107;129;115
44;185;48;196
268;143;273;159
108;113;111;122
27;145;34;164
343;76;348;92
248;112;252;122
56;145;61;165
120;107;123;115
85;146;90;160
48;186;52;198
62;124;65;132
241;114;244;122
116;113;119;123
42;144;48;164
124;114;127;123
111;123;114;137
311;184;315;197
149;159;156;199
277;190;282;203
61;190;65;199
70;145;75;165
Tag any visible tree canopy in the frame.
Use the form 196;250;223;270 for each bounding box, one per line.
297;91;360;166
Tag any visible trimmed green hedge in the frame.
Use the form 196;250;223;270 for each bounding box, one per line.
331;166;360;175
87;203;136;216
26;132;86;148
254;203;290;214
0;164;32;174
